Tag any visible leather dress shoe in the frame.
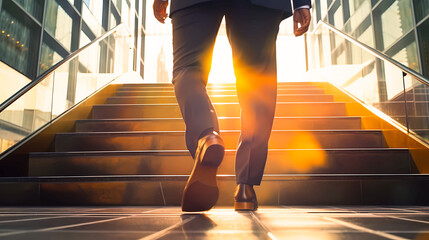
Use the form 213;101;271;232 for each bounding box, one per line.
181;131;225;212
234;184;258;211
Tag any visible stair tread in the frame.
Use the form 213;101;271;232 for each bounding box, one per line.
117;89;321;92
30;148;409;157
77;116;361;121
1;173;428;183
92;102;347;118
95;102;344;106
109;94;330;97
122;82;316;86
58;129;383;135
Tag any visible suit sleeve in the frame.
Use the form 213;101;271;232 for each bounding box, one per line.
292;0;311;9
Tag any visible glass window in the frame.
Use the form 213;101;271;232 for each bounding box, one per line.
14;0;44;22
135;0;139;13
110;10;120;29
380;0;414;49
357;23;374;47
122;0;131;30
328;0;344;29
371;0;381;6
79;30;91;48
348;0;371;31
82;3;102;36
44;0;74;51
113;0;122;12
83;0;103;25
391;38;420;72
418;19;429;76
39;42;62;74
0;3;39;77
413;0;429;23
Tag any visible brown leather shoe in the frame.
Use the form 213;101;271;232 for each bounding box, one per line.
181;132;225;212
234;184;258;211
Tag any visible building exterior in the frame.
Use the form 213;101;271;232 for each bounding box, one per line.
0;0;146;153
307;0;429;142
308;0;429;77
156;47;168;83
0;0;146;80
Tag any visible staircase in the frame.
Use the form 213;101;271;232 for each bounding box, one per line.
2;82;429;206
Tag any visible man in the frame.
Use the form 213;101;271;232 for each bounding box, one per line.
154;0;311;212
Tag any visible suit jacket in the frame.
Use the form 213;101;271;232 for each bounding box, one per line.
170;0;311;19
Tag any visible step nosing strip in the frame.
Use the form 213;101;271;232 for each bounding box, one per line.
29;148;409;157
58;130;383;135
2;174;429;183
76;116;361;121
95;102;344;106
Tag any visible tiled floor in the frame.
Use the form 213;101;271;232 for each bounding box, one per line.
0;206;428;239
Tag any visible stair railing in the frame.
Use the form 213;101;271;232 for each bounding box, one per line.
0;23;132;155
308;21;429;144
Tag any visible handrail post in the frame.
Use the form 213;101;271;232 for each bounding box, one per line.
402;71;410;133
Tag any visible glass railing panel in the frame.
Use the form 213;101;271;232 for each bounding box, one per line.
374;59;408;127
406;77;429;140
0;61;31;103
74;43;100;103
50;58;78;118
0;74;54;153
0;24;131;155
308;22;429;143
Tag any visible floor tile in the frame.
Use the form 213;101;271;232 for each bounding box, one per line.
389;232;429;239
334;217;429;231
398;215;429;223
66;216;182;231
180;213;263;232
271;231;388;240
0;230;155;240
257;215;350;231
0;206;428;239
0;216;114;231
0;215;59;222
158;231;268;240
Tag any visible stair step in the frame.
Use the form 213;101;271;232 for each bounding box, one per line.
29;148;412;176
122;82;317;88
115;89;325;96
75;117;361;132
92;102;347;119
1;174;428;205
54;130;385;151
106;94;335;104
118;85;321;91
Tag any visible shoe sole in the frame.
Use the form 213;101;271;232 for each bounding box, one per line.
234;201;257;211
182;138;224;212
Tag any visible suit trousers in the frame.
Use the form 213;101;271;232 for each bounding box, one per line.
171;0;283;185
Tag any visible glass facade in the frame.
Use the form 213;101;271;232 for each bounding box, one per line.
413;0;429;23
310;0;429;77
308;0;429;143
0;0;146;80
0;0;39;77
0;0;146;154
44;0;74;51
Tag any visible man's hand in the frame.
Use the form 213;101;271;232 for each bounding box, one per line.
153;0;168;23
293;8;311;37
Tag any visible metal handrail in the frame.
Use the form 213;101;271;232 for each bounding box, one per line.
316;21;429;86
0;23;126;113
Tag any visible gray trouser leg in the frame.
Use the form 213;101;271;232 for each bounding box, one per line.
171;3;224;158
225;0;282;185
